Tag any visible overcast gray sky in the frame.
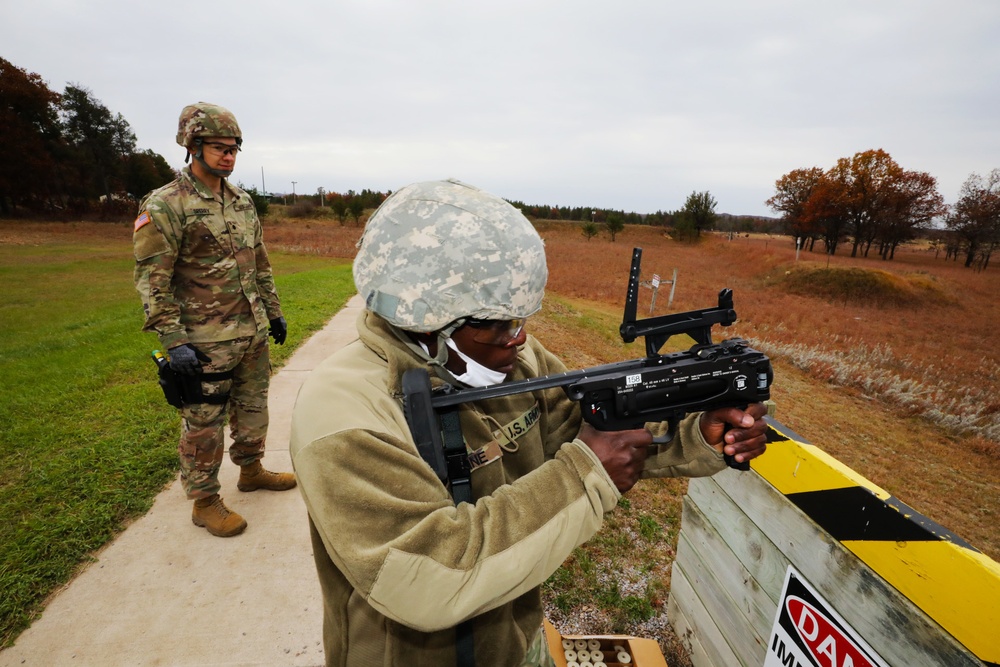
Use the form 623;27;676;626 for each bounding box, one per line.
3;0;998;217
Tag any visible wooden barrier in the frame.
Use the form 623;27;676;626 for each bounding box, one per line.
667;418;1000;667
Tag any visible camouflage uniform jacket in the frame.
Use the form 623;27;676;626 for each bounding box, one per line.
132;166;282;349
289;311;726;667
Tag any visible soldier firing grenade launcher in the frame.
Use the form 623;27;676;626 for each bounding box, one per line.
402;247;773;500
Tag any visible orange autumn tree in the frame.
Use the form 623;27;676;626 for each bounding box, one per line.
767;167;826;250
769;149;944;259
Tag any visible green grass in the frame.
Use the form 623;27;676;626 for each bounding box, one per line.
0;242;355;647
541;492;675;628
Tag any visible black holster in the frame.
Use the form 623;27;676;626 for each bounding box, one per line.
151;351;234;409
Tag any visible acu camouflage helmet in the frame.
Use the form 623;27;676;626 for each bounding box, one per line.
353;179;548;332
176;102;242;148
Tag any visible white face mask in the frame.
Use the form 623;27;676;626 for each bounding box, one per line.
445;337;508;387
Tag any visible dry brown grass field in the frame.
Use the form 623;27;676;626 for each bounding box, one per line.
5;217;998;664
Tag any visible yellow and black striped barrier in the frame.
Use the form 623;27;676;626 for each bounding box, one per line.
753;421;1000;666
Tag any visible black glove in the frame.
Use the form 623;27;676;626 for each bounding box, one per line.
269;316;287;345
167;344;210;376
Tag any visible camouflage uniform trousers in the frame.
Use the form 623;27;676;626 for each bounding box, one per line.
178;329;271;499
518;626;556;667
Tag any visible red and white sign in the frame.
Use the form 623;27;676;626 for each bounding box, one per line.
651;274;661;288
765;566;888;667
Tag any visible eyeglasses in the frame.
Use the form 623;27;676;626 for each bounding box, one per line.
464;318;527;345
202;141;241;157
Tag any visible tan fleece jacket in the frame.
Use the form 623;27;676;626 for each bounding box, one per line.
290;311;725;667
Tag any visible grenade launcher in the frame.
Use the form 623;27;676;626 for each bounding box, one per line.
402;247;773;502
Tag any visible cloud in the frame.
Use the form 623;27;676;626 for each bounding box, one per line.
3;0;999;216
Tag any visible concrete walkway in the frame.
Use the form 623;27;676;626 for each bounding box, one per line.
0;295;366;667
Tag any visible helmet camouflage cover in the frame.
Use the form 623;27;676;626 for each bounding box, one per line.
175;102;242;148
353;179;548;332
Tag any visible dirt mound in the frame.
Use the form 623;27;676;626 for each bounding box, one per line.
770;263;951;307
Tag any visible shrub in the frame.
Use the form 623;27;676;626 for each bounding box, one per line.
287;201;316;218
238;184;270;217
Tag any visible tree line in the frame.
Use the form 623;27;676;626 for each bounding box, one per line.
767;148;998;268
0;57;175;218
506;192;777;241
280;188;391;224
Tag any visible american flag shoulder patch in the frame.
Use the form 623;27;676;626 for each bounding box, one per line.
134;211;152;232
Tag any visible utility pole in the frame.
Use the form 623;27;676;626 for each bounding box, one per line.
291;181;297;203
318;187;325;207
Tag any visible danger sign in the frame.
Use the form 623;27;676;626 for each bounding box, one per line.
652;274;661;288
765;566;888;667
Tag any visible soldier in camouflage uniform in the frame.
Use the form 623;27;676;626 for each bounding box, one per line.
133;102;296;538
289;179;770;666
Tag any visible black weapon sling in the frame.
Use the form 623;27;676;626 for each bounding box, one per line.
439;407;476;667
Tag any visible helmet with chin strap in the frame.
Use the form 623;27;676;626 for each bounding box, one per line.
176;102;242;149
353;179;548;332
176;102;242;175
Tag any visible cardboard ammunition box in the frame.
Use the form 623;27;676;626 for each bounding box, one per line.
544;619;669;667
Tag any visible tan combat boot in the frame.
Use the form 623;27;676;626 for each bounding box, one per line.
192;494;247;537
237;460;297;492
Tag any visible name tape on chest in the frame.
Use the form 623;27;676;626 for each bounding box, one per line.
466;440;503;472
465;402;542;473
492;402;541;446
